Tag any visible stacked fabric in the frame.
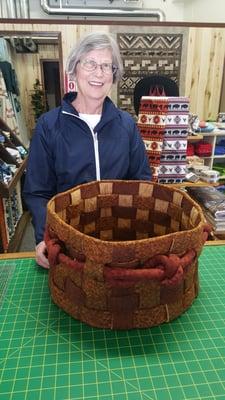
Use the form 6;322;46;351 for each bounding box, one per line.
213;163;225;177
187;186;225;234
137;96;189;183
215;139;225;156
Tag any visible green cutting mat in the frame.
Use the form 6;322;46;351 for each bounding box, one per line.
0;246;225;400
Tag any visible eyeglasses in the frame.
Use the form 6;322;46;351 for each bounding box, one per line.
79;59;118;75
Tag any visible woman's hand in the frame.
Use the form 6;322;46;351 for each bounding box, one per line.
35;240;50;269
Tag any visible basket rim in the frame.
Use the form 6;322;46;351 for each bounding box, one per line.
47;180;207;246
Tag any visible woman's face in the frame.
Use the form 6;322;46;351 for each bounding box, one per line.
75;48;114;104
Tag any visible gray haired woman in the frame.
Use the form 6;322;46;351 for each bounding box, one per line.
67;31;124;83
23;31;152;269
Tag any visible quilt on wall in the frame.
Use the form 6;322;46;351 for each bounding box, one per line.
117;33;183;116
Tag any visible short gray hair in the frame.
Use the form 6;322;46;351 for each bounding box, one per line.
66;32;124;83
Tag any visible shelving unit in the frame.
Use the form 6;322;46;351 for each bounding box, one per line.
187;134;203;141
170;130;224;241
0;117;28;252
188;125;225;169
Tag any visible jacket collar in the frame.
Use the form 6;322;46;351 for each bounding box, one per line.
62;92;78;115
61;92;119;127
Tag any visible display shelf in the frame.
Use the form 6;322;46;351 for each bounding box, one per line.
187;125;225;169
170;180;219;188
0;116;28;198
0;158;27;197
187;134;203;141
0;117;28;252
214;154;225;159
7;211;30;252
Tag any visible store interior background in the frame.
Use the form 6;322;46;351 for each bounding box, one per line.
0;0;225;252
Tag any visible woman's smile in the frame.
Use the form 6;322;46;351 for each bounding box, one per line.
74;48;114;112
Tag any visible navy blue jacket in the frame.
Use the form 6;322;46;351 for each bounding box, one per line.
23;92;151;244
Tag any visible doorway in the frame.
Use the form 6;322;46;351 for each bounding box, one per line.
41;60;61;110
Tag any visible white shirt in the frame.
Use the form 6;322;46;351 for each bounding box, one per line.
78;113;101;181
79;113;101;129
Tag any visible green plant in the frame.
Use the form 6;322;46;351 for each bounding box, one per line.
31;79;46;121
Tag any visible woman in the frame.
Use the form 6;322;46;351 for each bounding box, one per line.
23;32;151;269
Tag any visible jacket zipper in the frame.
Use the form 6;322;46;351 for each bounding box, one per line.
62;110;101;180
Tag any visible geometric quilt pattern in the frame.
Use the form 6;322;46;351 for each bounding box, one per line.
117;33;183;116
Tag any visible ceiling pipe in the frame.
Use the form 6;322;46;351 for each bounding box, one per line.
4;0;16;19
0;0;30;18
40;0;165;20
20;0;30;18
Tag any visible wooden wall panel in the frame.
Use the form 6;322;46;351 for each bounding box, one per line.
1;22;225;129
185;28;225;120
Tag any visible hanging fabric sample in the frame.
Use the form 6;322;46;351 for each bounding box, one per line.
0;70;19;135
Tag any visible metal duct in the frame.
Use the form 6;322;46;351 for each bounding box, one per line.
0;0;30;18
40;0;165;20
20;0;30;18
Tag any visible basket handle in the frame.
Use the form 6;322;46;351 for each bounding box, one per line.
45;229;84;271
104;249;196;287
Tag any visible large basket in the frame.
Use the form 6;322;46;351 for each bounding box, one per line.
45;180;210;329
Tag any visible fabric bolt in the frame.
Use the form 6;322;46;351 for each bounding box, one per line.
194;141;212;157
137;96;169;181
215;145;225;155
215;140;225;155
137;96;189;183
159;97;189;183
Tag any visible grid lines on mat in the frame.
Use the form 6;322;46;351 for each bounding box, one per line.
0;246;225;400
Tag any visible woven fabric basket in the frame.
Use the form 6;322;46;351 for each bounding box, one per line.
45;180;210;329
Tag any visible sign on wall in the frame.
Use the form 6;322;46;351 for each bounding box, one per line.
64;72;76;93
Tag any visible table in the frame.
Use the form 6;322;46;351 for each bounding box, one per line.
0;246;225;400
